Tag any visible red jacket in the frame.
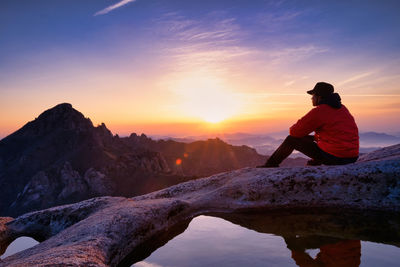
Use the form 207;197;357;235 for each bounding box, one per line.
289;104;359;158
291;240;361;267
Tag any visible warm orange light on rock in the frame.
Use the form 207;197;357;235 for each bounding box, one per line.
183;153;189;158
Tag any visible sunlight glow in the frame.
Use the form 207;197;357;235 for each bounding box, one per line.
172;71;242;123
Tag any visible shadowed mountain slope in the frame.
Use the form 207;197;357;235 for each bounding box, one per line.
0;103;274;216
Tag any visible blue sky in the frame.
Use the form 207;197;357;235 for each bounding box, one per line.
1;0;400;137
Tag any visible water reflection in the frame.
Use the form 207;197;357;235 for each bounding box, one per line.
0;236;39;259
130;216;294;267
285;237;360;266
125;210;400;267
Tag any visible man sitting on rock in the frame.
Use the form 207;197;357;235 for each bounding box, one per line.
258;82;359;168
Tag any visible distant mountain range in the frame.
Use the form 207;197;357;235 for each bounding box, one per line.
359;132;400;146
155;131;400;156
0;103;306;217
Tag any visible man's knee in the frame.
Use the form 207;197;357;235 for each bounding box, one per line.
284;135;316;152
284;135;301;144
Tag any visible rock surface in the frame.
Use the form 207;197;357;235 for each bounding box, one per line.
0;144;399;266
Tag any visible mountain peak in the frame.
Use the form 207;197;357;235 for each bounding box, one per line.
33;103;93;132
38;103;79;120
0;103;96;141
55;102;72;108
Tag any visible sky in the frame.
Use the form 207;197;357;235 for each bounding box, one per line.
1;0;400;138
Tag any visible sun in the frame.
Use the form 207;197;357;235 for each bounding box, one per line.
196;105;233;123
203;116;224;124
172;72;242;124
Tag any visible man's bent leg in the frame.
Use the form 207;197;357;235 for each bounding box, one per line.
259;135;323;167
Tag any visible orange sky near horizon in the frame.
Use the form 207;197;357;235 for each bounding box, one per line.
1;1;400;139
1;90;400;139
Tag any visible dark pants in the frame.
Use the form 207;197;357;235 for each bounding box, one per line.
266;135;358;166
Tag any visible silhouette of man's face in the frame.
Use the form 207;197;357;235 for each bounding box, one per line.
312;94;320;106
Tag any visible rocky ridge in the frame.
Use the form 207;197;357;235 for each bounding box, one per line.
0;103;269;217
0;144;399;266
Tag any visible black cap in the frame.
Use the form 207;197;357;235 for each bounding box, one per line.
307;82;334;97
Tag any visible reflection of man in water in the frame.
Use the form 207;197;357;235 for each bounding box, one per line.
284;235;361;267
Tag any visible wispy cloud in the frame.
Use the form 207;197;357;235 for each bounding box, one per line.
342;94;400;97
154;13;241;44
158;13;326;73
94;0;137;16
335;67;400;93
255;11;303;32
284;76;309;87
168;45;256;73
284;80;295;86
337;71;375;86
265;45;328;65
176;18;239;42
156;13;254;75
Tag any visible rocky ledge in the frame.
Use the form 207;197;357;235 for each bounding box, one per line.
1;144;400;266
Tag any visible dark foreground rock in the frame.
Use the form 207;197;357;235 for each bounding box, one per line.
0;144;399;266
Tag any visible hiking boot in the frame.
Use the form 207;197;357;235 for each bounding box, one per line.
257;162;279;168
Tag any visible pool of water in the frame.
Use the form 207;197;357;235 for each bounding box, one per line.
127;211;400;267
1;211;399;266
0;236;39;260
